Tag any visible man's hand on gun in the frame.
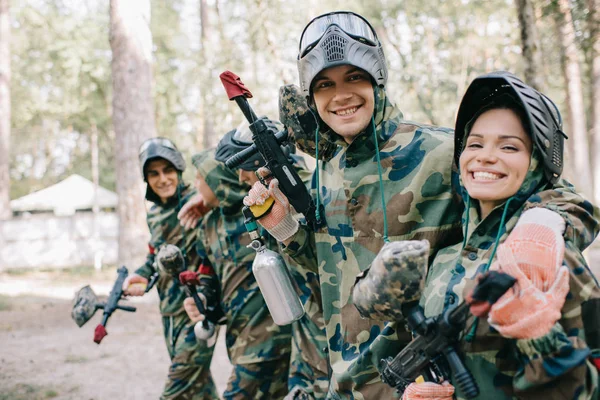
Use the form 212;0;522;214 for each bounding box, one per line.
122;273;149;297
485;208;569;339
183;296;207;323
243;167;299;244
178;193;211;230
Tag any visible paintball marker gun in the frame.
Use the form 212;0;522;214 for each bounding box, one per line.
219;71;324;231
156;244;217;341
71;266;157;344
379;271;516;398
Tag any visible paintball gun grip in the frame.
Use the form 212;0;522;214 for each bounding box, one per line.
443;346;479;398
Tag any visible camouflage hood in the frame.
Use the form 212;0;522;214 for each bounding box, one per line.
192;149;248;214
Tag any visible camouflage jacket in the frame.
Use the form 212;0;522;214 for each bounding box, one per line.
284;87;464;399
135;184;201;317
285;157;330;398
421;153;600;399
192;150;292;364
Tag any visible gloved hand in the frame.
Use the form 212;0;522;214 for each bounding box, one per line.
122;273;148;296
402;381;454;400
488;208;570;339
177;193;212;230
243;168;299;243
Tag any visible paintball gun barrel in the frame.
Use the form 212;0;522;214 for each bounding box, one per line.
380;271;516;398
219;71;323;231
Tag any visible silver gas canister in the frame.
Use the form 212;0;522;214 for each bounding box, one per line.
250;240;305;325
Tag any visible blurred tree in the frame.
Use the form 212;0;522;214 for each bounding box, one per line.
516;0;544;90
109;0;155;267
588;0;600;202
552;0;593;199
0;0;10;219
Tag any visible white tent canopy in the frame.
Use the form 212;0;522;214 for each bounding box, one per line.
10;174;118;215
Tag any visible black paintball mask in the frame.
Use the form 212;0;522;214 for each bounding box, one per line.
215;121;295;172
455;71;566;184
138;137;186;203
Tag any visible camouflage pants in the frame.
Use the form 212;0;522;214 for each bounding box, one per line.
161;313;218;400
287;319;329;399
224;355;291;400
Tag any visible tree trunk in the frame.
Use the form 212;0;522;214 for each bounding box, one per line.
515;0;544;90
109;0;156;267
553;0;593;198
198;0;214;149
588;0;600;203
0;0;11;220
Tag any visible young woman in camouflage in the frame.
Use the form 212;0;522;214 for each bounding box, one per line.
122;137;218;400
214;123;330;399
184;148;292;399
411;72;600;400
244;11;599;399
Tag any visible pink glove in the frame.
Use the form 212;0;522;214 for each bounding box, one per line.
488;209;570;339
243;177;299;242
402;381;455;400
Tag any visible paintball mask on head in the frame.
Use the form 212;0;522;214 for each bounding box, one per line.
215;120;294;171
454;71;566;184
297;11;388;97
138;137;186;180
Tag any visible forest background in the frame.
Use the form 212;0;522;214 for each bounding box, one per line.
0;0;599;267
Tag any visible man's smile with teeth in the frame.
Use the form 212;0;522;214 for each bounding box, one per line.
472;171;503;181
334;106;359;116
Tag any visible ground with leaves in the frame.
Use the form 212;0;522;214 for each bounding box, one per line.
0;269;232;400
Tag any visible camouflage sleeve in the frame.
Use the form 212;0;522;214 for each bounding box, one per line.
282;224;319;274
524;179;600;251
512;322;596;398
134;244;157;279
512;228;600;398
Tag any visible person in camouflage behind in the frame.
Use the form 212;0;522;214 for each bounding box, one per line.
245;11;600;399
412;72;600;399
122;137;218;400
184;148;292;399
214;121;330;399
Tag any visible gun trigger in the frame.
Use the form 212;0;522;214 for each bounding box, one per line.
249;197;275;219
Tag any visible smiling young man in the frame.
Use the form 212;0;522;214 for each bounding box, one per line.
243;12;600;400
122;137;218;400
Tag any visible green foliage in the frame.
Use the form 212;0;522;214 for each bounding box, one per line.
8;0;595;199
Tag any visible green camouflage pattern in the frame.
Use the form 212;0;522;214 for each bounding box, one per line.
161;313;218;400
352;240;430;322
420;148;600;399
192;149;292;399
281;157;329;398
135;185;204;316
278;84;337;162
284;87;464;399
135;183;216;399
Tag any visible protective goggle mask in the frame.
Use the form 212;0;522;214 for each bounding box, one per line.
139;137;178;155
299;11;378;58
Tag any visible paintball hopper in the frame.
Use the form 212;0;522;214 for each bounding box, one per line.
71;266;137;344
157;244;187;276
157;244;216;341
352;240;430;321
71;285;99;328
278;84;337;162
